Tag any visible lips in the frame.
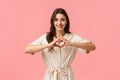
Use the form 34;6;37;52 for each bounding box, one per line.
57;25;64;29
58;25;63;27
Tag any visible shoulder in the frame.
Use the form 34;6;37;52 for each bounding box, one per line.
40;34;47;37
69;33;87;41
69;33;81;38
37;33;47;40
64;33;82;40
65;33;78;36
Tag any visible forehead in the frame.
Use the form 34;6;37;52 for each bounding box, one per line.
55;13;66;18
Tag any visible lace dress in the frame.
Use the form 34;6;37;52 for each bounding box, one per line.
30;33;90;80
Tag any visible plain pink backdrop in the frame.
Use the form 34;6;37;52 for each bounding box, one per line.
0;0;120;80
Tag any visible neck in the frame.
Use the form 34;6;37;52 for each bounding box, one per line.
56;30;65;38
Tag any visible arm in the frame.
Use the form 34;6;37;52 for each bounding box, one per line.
25;37;60;54
69;42;96;53
25;44;51;54
63;38;96;53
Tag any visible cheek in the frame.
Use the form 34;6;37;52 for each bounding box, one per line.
62;22;67;25
54;22;57;26
63;20;67;24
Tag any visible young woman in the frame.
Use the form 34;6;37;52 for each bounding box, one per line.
25;8;96;80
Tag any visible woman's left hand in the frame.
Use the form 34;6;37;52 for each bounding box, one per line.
62;38;72;46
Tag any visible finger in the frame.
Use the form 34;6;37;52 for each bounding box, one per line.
60;43;65;47
61;38;66;43
53;36;56;40
54;36;58;41
54;44;61;48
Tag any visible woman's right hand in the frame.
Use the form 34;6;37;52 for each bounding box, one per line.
48;37;60;48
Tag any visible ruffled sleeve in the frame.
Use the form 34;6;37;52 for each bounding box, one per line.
30;34;46;45
73;34;91;54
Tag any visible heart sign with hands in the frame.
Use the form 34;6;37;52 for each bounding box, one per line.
55;37;71;48
55;38;65;47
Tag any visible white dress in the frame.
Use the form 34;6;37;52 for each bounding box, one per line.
30;33;90;80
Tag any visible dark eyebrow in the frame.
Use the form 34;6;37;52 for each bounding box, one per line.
55;17;66;19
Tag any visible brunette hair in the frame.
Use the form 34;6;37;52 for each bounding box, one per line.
46;8;71;44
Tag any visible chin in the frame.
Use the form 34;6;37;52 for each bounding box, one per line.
57;27;65;30
57;28;64;31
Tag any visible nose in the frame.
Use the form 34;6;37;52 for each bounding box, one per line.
58;20;62;25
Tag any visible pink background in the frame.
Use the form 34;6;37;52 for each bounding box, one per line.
0;0;120;80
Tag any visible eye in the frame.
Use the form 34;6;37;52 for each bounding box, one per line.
61;18;65;21
54;18;58;21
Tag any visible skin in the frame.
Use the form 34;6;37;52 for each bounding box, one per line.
54;13;67;38
25;13;96;54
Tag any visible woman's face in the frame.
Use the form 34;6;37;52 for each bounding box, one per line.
54;13;67;32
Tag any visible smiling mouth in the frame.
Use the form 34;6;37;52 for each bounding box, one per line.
58;26;63;28
57;25;63;28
